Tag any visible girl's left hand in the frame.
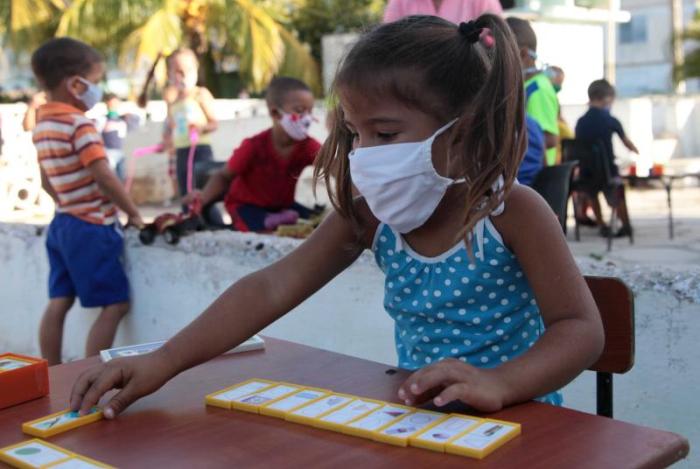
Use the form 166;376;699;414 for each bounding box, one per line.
397;358;508;413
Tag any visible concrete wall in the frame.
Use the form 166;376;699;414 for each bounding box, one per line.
0;222;698;467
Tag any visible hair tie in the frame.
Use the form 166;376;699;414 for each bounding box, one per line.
458;21;482;44
480;28;495;48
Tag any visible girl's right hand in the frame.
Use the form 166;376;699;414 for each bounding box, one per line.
69;350;178;419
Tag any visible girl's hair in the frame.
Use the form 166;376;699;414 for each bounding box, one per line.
314;14;526;240
166;48;199;69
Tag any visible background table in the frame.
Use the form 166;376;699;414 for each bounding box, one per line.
0;337;689;468
624;172;700;239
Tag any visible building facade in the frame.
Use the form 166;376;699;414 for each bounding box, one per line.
616;0;699;96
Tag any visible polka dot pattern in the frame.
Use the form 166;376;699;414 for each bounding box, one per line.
375;223;559;405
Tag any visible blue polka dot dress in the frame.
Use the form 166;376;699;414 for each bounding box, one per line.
373;217;563;406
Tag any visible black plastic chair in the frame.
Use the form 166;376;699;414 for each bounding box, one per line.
562;139;632;251
531;161;578;234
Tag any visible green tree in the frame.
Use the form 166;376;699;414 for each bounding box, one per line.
677;10;700;82
1;0;321;95
287;0;386;62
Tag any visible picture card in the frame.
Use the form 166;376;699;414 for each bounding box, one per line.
101;335;264;362
45;455;114;469
260;389;329;417
205;379;277;409
446;419;521;458
375;410;447;446
286;394;354;425
0;357;33;373
344;404;412;438
232;384;302;412
23;408;102;438
0;439;72;468
410;414;481;451
317;399;383;428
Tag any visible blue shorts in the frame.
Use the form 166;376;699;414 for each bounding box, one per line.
46;213;129;308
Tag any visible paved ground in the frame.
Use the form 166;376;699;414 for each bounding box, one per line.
566;182;700;268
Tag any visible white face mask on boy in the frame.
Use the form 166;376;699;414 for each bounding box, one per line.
349;118;463;234
72;77;103;110
279;111;313;141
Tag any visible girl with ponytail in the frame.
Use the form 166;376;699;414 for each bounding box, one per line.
70;15;604;419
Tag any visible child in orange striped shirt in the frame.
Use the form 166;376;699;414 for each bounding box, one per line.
31;38;144;365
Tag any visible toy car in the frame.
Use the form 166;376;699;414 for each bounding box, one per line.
138;211;204;245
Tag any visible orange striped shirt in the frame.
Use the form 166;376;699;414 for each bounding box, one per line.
34;102;117;225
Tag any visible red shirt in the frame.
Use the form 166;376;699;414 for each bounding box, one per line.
224;129;321;213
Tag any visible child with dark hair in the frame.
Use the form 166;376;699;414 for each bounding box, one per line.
184;76;321;232
31;37;143;365
70;16;603;419
575;79;638;237
507;17;559;167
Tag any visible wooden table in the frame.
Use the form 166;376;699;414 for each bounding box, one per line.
0;338;689;468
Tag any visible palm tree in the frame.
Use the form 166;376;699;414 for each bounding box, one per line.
1;0;320;94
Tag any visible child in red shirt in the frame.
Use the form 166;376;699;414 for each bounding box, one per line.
186;77;321;231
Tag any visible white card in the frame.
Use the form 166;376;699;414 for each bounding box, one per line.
0;358;31;372
101;336;265;362
347;405;411;431
379;411;444;438
3;441;71;467
450;422;518;450
266;389;327;411
234;384;300;405
215;381;273;402
48;457;106;469
290;394;353;418
319;399;382;424
30;408;99;431
412;415;480;443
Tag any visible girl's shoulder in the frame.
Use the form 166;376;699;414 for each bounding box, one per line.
491;183;557;249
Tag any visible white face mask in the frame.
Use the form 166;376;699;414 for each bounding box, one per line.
280;111;313;141
73;77;103;110
349;118;462;234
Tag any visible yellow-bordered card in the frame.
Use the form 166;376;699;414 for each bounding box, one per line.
0;355;35;374
314;398;385;433
44;453;115;468
259;387;330;419
374;410;448;447
231;383;303;414
0;439;73;469
22;408;102;438
285;393;355;426
342;403;414;439
409;414;482;452
445;418;521;459
204;379;277;410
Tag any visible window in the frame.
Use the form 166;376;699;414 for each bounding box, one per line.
619;15;648;44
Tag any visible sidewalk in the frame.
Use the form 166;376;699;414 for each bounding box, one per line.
567;183;700;269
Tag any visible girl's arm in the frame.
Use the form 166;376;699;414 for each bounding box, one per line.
399;185;604;411
70;209;366;418
197;87;218;134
